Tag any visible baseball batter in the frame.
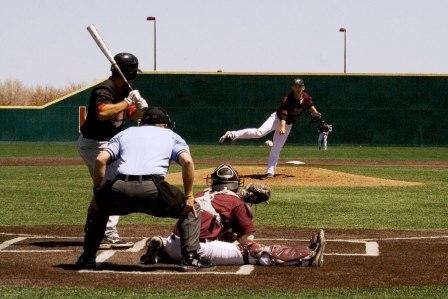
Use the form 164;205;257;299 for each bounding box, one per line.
140;164;326;267
78;52;148;249
219;79;321;178
317;121;332;150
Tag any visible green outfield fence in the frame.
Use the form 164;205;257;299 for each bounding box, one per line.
1;72;447;145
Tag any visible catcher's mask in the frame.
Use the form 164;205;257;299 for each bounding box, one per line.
207;164;243;192
141;106;175;129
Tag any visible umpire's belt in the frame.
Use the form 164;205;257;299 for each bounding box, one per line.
116;174;153;182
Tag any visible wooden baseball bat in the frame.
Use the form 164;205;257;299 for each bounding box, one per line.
86;24;133;91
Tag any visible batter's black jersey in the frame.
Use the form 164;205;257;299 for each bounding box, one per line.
80;78;129;141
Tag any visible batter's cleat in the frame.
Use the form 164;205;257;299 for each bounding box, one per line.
140;236;164;265
309;229;326;267
75;253;97;269
99;235;134;249
181;251;215;269
219;131;233;144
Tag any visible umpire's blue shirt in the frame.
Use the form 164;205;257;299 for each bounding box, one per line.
104;125;189;176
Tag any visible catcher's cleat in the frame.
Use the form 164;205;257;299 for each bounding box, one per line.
75;253;97;269
218;131;233;144
308;231;319;251
140;236;164;265
99;235;134;249
181;251;215;269
309;229;326;267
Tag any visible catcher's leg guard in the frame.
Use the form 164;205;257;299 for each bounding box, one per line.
242;241;313;266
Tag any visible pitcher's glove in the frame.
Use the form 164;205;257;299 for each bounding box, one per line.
309;111;322;124
237;183;271;204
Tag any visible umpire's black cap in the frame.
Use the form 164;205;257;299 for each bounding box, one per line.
292;78;305;86
141;106;175;129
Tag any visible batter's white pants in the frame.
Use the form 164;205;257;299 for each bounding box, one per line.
231;112;292;175
77;135;120;238
318;132;328;150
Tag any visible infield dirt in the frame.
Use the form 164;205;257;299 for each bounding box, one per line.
0;225;447;290
167;165;423;187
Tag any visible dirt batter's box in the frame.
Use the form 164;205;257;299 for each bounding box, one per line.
0;233;379;276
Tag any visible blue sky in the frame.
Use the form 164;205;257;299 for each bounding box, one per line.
1;0;447;87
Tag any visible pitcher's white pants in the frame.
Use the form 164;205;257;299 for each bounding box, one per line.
231;112;292;175
77;135;120;238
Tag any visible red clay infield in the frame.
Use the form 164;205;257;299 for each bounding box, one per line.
0;225;447;290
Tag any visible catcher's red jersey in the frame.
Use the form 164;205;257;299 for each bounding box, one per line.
196;191;255;241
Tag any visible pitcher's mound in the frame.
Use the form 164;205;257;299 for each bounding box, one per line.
167;166;422;187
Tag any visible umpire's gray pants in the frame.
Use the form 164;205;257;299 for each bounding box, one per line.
83;178;200;258
77;135;120;238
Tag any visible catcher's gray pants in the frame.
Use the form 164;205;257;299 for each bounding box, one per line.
77;135;120;238
231;112;292;175
83;177;200;258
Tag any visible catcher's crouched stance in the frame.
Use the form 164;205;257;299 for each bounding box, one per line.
141;164;326;267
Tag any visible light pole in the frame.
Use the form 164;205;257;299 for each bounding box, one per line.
339;27;347;73
147;16;157;71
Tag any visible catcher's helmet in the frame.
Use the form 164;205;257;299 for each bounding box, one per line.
208;164;242;192
111;53;140;80
292;78;305;86
141;106;175;129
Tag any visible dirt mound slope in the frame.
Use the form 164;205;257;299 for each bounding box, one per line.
167;166;422;187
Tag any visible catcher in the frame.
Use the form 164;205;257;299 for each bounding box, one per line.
140;164;326;267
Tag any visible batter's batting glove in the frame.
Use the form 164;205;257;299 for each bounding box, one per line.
124;90;142;106
135;98;149;111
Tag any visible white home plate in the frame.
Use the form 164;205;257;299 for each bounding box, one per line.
285;160;305;165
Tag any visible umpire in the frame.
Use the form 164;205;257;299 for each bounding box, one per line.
76;107;214;269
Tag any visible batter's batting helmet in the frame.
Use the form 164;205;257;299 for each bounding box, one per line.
111;53;141;80
141;106;175;129
208;164;242;192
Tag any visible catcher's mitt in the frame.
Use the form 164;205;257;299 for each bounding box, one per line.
237;183;271;204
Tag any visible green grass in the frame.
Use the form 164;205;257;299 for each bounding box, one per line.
1;143;447;297
1;142;447;160
0;285;447;298
0;164;446;230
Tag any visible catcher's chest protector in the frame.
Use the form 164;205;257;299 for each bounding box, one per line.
195;189;240;225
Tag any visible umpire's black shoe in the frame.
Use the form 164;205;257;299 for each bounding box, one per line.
140;236;164;265
181;251;215;269
75;253;97;269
